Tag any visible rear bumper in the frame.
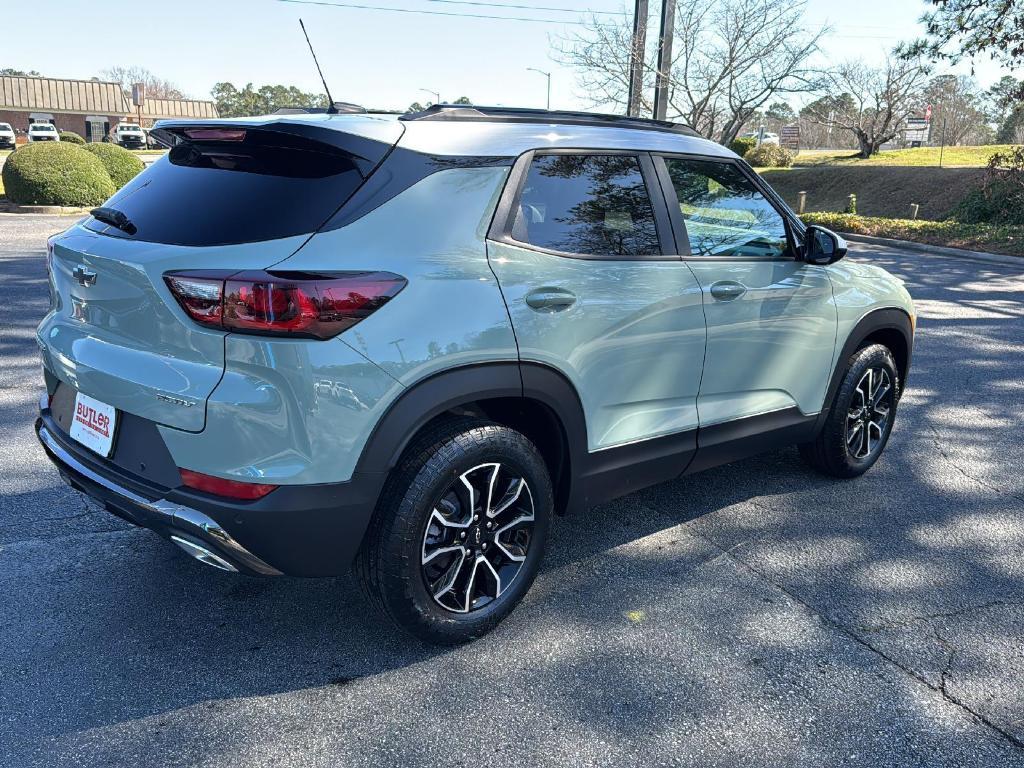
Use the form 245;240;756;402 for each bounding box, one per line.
35;400;385;577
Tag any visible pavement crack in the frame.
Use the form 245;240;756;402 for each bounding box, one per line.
687;525;1024;754
926;422;1024;503
853;600;1023;633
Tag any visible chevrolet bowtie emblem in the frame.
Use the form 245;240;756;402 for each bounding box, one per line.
73;265;97;287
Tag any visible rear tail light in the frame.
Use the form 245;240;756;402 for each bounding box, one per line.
163;270;405;339
183;127;246;142
179;468;278;500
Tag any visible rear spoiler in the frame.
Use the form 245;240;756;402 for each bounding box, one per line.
151;116;404;176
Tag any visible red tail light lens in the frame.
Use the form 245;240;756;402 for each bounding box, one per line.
164;270;405;339
179;468;277;500
183;128;246;142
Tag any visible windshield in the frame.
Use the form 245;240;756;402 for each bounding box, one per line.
120;125;143;132
32;124;56;132
0;124;11;131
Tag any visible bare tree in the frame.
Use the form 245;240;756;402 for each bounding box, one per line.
554;0;825;145
99;65;186;100
803;57;930;158
923;75;992;146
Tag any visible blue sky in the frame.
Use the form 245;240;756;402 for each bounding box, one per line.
5;0;1012;111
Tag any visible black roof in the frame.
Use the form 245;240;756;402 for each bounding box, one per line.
399;104;701;137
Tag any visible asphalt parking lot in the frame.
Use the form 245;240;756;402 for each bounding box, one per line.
2;213;1022;767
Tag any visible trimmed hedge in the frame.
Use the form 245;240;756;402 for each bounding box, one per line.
83;142;145;189
58;131;86;145
1;142;115;206
744;143;794;168
800;212;1024;257
729;136;757;157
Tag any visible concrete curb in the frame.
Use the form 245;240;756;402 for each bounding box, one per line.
842;232;1023;268
0;202;91;215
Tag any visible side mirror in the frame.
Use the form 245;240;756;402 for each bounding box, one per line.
803;225;848;265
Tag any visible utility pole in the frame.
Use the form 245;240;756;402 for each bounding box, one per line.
652;0;675;121
626;0;648;117
527;68;552;110
419;88;441;106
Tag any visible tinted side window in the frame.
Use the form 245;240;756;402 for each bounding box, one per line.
663;158;789;258
512;154;661;257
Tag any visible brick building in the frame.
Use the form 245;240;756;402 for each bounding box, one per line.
135;96;219;127
0;75;218;141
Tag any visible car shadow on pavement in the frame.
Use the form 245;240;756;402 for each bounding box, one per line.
2;246;1023;765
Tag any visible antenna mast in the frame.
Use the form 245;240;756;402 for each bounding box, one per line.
299;18;337;114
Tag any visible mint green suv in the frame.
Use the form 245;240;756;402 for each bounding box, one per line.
35;106;915;643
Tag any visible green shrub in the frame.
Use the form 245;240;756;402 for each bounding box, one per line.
951;146;1024;226
58;131;86;145
729;136;757;157
744;143;794;168
1;142;115;206
83;142;145;189
844;194;857;215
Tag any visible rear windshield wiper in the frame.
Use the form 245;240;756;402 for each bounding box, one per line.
90;207;137;235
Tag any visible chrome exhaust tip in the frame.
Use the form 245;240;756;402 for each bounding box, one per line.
171;535;238;572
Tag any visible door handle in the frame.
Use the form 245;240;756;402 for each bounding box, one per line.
710;281;746;301
525;287;577;312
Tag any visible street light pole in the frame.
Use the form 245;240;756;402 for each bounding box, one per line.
527;68;551;110
419;88;441;106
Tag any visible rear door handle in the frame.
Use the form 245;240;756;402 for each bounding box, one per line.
710;281;746;301
525;287;577;312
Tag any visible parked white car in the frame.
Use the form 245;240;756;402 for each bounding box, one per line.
109;123;146;149
27;123;60;143
0;122;15;150
741;131;780;146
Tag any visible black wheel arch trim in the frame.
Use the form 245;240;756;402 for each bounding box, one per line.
354;361;690;517
815;307;913;434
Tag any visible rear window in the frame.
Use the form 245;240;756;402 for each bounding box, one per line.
84;128;379;246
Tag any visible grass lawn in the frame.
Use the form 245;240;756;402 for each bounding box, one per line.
793;145;1015;168
802;212;1023;257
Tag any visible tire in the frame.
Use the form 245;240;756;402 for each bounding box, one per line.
800;343;900;478
356;417;553;645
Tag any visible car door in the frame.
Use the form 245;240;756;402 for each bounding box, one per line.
654;155;837;427
487;150;707;451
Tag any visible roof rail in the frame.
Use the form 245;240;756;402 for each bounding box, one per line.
400;104;701;137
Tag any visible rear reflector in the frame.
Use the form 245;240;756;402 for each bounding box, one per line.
179;468;277;500
164;270;405;339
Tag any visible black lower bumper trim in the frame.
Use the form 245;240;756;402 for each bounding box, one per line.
35;408;385;577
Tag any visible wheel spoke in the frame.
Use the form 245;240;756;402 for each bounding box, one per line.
431;548;467;601
489;478;528;523
847;421;862;441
